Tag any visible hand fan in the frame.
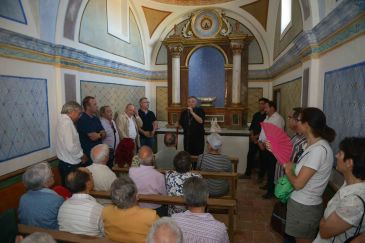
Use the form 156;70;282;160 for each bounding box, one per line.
260;122;293;165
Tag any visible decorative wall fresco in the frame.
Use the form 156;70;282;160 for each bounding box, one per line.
0;75;50;162
156;86;168;121
0;0;27;24
273;78;302;135
80;81;145;118
247;88;263;123
323;61;365;161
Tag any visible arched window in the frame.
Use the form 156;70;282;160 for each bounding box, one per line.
281;0;292;35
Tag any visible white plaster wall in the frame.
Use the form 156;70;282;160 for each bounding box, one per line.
248;81;272;100
272;66;302;87
0;58;58;176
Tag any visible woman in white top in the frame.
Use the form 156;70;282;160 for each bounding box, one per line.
314;137;365;243
284;107;336;243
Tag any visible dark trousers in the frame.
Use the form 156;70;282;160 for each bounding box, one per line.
107;148;114;169
258;149;267;179
263;150;277;194
245;141;260;176
155;205;168;217
140;137;155;151
58;160;80;186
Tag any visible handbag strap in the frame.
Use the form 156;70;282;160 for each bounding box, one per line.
353;194;365;236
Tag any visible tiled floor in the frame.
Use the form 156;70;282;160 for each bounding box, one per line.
233;176;283;243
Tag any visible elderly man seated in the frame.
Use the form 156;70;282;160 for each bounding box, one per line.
87;144;117;191
129;146;167;216
18;162;64;229
147;217;183;243
102;175;159;243
197;133;232;197
58;168;104;237
155;133;179;170
172;177;229;243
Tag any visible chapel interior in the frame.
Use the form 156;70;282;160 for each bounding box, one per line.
0;0;364;242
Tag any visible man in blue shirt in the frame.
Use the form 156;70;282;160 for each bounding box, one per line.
138;97;157;149
76;96;106;166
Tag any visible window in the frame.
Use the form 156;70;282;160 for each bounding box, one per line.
280;0;292;34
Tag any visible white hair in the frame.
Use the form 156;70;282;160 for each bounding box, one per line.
147;217;183;243
22;162;53;190
90;144;109;164
21;232;56;243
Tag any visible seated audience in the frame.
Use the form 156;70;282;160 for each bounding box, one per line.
314;137;365;243
147;217;183;243
87;144;117;191
103;175;159;243
172;177;229;243
155;133;179;170
197;133;232;197
165;151;202;215
18;162;63;230
129;146;167;216
58;168;104;237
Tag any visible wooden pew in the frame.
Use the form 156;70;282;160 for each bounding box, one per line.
90;191;236;241
112;167;238;200
191;155;239;173
18;224;116;243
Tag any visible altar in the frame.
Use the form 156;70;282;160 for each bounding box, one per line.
156;127;250;174
163;9;253;129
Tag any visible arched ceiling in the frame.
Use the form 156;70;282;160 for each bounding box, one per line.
149;0;235;6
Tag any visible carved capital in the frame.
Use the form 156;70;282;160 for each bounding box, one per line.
230;40;244;55
169;44;184;58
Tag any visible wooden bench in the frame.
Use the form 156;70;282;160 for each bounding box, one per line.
18;224;116;243
90;191;236;241
191;155;239;173
112;167;238;200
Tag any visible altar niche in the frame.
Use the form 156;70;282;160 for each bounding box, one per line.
163;9;253;129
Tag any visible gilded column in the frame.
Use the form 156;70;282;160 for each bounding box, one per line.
230;40;244;105
169;44;183;105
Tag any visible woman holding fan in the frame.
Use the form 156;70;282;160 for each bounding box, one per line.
284;107;336;243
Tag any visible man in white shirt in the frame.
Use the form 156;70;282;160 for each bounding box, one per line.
87;144;117;191
115;104;143;167
58;168;104;237
100;106;120;168
258;101;285;199
56;101;87;185
129;146;167;216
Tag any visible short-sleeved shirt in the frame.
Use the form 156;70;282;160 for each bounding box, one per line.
138;109;156;138
313;182;365;243
197;153;232;197
155;147;180;170
258;112;285;142
165;171;202;215
18;188;64;229
172;210;229;243
76;113;104;160
290;139;333;205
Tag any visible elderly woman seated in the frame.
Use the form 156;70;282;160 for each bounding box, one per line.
102;175;159;243
165;151;201;215
18;162;64;229
197;133;232;197
314;137;365;243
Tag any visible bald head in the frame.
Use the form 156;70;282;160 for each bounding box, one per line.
90;144;109;165
138;146;153;165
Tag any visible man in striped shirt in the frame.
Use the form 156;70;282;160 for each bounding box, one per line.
172;177;229;243
197;133;232;197
58;168;104;237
